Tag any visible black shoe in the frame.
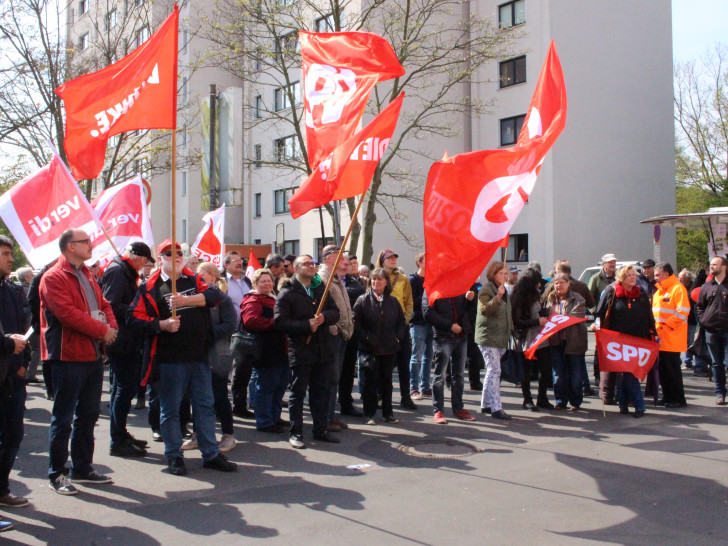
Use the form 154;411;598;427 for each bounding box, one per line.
665;401;687;408
167;456;187;476
491;409;512;420
233;408;255;419
340;406;364;417
134;398;147;410
203;453;237;472
481;407;491;414
537;401;554;410
583;388;595;397
619;408;630;415
693;370;709;378
400;397;417;411
313;432;341;444
656;398;667;406
125;433;148;448
603;399;617;406
470;382;483;391
69;470;112;484
110;441;147;458
152;430;163;442
634;410;645;418
181;428;193;440
258;425;280;433
523;401;537;411
275;419;291;427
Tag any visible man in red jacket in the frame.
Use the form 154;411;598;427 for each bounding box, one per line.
40;228;118;496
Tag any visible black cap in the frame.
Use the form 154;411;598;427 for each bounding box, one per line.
128;242;155;264
642;259;656;268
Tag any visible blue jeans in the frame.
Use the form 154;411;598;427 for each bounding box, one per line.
108;351;142;445
432;337;467;414
409;324;433;392
618;372;645;412
254;366;289;429
158;362;219;461
0;377;26;495
706;330;728;396
327;334;347;421
551;346;584;408
48;360;104;479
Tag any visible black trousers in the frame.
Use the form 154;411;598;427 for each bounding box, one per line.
467;337;484;386
518;347;551;404
360;354;395;418
288;360;331;438
231;357;253;411
339;331;359;409
658;351;686;404
396;329;412;399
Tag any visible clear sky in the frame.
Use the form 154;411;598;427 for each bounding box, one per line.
672;0;728;63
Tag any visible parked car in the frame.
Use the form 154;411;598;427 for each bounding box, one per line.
578;261;643;286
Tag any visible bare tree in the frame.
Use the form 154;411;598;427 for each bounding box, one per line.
204;0;516;263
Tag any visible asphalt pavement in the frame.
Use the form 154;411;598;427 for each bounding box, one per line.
1;355;727;545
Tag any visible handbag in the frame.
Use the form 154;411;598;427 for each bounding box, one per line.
688;325;711;363
230;327;263;363
500;341;522;386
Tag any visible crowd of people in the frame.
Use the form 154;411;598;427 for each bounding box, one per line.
0;232;725;532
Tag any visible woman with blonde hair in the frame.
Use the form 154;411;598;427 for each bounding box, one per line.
196;261;237;451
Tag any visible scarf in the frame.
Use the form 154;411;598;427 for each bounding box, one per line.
614;283;641;299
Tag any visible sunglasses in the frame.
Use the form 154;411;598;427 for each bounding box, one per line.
163;251;184;257
299;261;318;268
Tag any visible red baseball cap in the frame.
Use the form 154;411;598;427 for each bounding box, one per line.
157;239;181;255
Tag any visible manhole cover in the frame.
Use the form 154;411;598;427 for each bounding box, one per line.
397;439;480;459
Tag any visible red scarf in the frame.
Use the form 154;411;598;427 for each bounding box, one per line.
614;283;641;299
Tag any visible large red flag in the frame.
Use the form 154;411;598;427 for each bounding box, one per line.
424;41;566;303
289;92;404;218
246;251;262;279
56;6;179;180
523;314;586;360
190;204;225;268
596;329;659;382
0;154;101;268
300;31;404;169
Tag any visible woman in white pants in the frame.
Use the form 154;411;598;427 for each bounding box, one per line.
475;261;513;420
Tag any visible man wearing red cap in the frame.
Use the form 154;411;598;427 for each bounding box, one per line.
128;239;237;476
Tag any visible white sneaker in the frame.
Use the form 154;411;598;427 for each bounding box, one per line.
181;433;198;451
218;434;236;453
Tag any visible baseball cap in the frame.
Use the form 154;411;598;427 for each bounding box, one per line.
128;242;155;264
642;259;656;268
157;239;181;255
381;250;399;261
601;253;617;262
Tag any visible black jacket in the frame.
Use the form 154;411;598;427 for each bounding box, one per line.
422;291;472;340
595;284;655;339
0;277;30;379
274;275;339;367
696;276;728;333
101;256;141;355
353;291;407;355
408;273;427;325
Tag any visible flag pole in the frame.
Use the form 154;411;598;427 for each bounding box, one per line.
170;130;177;317
305;192;365;344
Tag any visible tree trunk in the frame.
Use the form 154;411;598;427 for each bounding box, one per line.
361;169;382;266
346;196;361;254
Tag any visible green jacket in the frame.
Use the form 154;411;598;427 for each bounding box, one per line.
475;281;512;349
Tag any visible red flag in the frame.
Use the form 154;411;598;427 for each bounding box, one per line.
246;251;262;279
289;93;404;218
300;31;404;169
424;41;566;303
89;175;154;266
596;329;659;382
0;154;100;268
56;6;179;180
523;314;586;360
190;205;225;268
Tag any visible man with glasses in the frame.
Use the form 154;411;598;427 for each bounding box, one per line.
282;255;296;278
101;242;154;458
275;255;340;449
128;239;236;476
40;229;118;495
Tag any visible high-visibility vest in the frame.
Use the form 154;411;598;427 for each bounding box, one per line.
652;274;690;352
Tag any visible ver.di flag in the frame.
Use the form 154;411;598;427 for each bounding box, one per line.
88;175;154;267
0;153;101;268
289;92;404;218
423;41;566;303
246;250;262;279
300;31;404;169
190;204;225;268
596;328;659;382
55;6;179;180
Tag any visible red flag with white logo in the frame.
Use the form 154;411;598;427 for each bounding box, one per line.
289;92;404;218
300;31;404;169
190;204;225;268
0;153;101;268
423;41;566;303
55;6;178;180
246;250;262;279
88;175;154;267
524;314;587;360
596;329;659;381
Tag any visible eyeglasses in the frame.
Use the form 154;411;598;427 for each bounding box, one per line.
299;261;317;268
70;239;91;245
163;251;184;257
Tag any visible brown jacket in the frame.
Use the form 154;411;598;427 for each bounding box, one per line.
547;289;588;355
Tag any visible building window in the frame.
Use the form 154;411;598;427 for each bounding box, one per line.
283;239;300;256
181;76;188;105
274;135;300;162
276;31;299;59
180;125;187;146
274;187;297;214
254;47;264;71
79;0;88;15
254;144;262;168
315;13;335;32
136;25;150;48
313;237;335;261
79;33;89;51
254;239;262;245
105;9;117;31
181;171;187;197
499;0;525;29
500;114;526;146
255;95;263;119
181;219;187;243
254;193;262;217
180;28;188;55
499;56;526;88
502;233;528;262
274;82;301;112
134;157;149;175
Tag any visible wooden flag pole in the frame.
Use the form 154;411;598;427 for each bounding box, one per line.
305;194;365;344
170;129;178;318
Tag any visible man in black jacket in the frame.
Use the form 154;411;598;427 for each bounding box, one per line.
408;253;433;399
696;256;728;405
0;235;30;511
102;242;154;457
339;254;365;417
275;255;340;449
422;290;476;424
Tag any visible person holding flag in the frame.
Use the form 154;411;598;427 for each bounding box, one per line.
592;265;656;418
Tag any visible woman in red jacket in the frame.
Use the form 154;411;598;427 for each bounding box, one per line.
241;269;289;433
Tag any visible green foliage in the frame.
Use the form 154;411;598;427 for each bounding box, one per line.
675;186;724;271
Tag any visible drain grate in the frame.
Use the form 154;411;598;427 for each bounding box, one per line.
397;439;480;459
